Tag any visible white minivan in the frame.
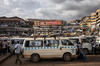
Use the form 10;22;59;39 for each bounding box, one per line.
69;37;92;54
23;37;76;62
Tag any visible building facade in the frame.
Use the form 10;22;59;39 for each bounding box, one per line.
0;17;33;37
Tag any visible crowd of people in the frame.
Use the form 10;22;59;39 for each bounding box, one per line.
0;40;11;56
0;40;23;64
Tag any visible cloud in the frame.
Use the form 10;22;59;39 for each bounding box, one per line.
0;0;100;20
50;0;66;4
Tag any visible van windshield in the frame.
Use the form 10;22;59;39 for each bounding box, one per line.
81;39;89;43
11;39;24;45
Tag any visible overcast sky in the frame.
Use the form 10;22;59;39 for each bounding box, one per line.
0;0;100;20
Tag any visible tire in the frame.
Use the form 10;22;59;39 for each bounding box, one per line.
31;54;40;63
83;49;88;55
63;53;71;62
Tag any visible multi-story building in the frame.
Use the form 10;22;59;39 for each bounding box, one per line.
0;17;33;37
81;9;100;36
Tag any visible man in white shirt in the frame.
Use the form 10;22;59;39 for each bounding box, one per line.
15;41;22;64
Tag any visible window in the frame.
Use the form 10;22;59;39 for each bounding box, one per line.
45;40;59;47
61;40;73;45
30;40;43;47
69;39;79;44
86;37;96;43
25;41;30;47
81;39;89;43
11;39;24;45
25;40;43;47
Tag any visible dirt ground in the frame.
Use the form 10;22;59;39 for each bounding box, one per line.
1;55;100;66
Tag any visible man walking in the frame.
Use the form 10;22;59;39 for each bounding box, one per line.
15;41;22;64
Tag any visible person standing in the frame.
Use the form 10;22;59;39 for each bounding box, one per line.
2;40;8;55
77;41;86;61
77;41;82;59
92;39;97;55
7;41;11;54
15;41;22;64
0;40;2;56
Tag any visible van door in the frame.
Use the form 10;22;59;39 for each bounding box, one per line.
61;39;76;55
24;40;44;58
43;40;61;58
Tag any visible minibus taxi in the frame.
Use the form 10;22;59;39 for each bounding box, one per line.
23;37;76;62
69;37;92;54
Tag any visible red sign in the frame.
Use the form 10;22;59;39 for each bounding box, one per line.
40;20;62;26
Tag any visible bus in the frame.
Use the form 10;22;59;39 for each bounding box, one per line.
23;37;76;62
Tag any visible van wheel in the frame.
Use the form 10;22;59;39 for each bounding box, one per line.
63;53;71;62
83;49;88;55
31;54;40;63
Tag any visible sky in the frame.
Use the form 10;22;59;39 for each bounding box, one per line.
0;0;100;20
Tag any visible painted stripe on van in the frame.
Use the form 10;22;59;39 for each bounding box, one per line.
68;46;70;48
45;47;48;49
29;47;31;50
71;46;73;48
48;47;51;49
36;47;37;49
55;47;57;49
38;47;41;49
24;46;76;50
32;47;34;50
30;47;32;50
24;48;27;50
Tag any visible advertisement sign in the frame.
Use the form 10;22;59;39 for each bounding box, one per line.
40;20;62;26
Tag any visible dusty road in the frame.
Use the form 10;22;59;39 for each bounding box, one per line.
1;55;100;66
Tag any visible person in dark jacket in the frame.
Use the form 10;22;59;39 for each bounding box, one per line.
91;38;97;55
77;41;86;61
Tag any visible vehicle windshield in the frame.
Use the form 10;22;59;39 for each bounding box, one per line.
69;39;79;44
11;39;24;45
86;37;95;43
81;38;89;43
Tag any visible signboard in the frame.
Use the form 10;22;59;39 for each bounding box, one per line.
34;20;62;26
